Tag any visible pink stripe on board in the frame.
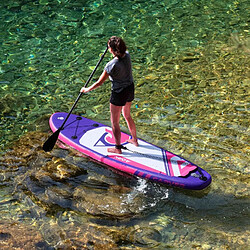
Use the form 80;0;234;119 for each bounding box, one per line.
108;155;166;175
101;157;138;175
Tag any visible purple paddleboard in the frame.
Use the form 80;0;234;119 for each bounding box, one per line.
49;112;211;190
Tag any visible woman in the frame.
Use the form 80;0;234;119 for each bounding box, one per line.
80;36;138;154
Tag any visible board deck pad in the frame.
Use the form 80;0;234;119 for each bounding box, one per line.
49;112;211;190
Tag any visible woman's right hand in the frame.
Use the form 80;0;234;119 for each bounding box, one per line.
80;87;90;93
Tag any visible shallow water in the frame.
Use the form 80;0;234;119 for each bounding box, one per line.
0;0;249;249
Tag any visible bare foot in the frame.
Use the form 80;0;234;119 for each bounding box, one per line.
126;138;139;147
107;147;122;154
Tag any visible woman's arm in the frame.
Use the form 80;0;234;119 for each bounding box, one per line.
80;70;109;93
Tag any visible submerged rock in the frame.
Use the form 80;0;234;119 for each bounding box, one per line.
73;184;143;218
0;219;49;249
0;131;158;247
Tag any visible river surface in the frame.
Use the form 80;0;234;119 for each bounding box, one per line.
0;0;249;249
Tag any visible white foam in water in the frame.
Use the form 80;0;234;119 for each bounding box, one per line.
126;178;148;202
135;178;148;193
119;179;147;209
122;179;169;212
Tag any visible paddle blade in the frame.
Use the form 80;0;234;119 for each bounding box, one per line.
43;129;61;152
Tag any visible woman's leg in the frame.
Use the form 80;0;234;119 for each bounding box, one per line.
122;102;138;146
108;103;123;154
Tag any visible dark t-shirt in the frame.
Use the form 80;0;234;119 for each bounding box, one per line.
104;51;133;93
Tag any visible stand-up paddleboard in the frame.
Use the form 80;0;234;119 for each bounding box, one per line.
49;112;211;190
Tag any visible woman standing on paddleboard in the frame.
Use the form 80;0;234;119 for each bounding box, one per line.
80;36;138;154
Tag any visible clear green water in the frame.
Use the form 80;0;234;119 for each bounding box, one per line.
0;0;249;248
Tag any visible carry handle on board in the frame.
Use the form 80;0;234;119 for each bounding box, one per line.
42;46;108;152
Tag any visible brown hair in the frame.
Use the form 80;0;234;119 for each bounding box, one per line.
108;36;127;58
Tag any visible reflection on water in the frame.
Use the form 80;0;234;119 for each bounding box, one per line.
0;0;249;248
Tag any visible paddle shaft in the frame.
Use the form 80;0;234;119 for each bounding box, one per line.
42;46;108;152
58;46;108;131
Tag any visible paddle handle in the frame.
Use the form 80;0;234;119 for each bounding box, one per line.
59;46;108;130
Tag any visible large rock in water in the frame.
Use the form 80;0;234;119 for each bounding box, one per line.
2;131;145;217
0;131;160;248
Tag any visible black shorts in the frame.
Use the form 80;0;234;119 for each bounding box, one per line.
110;83;134;106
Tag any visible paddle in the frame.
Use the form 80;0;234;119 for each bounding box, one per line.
43;46;108;152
